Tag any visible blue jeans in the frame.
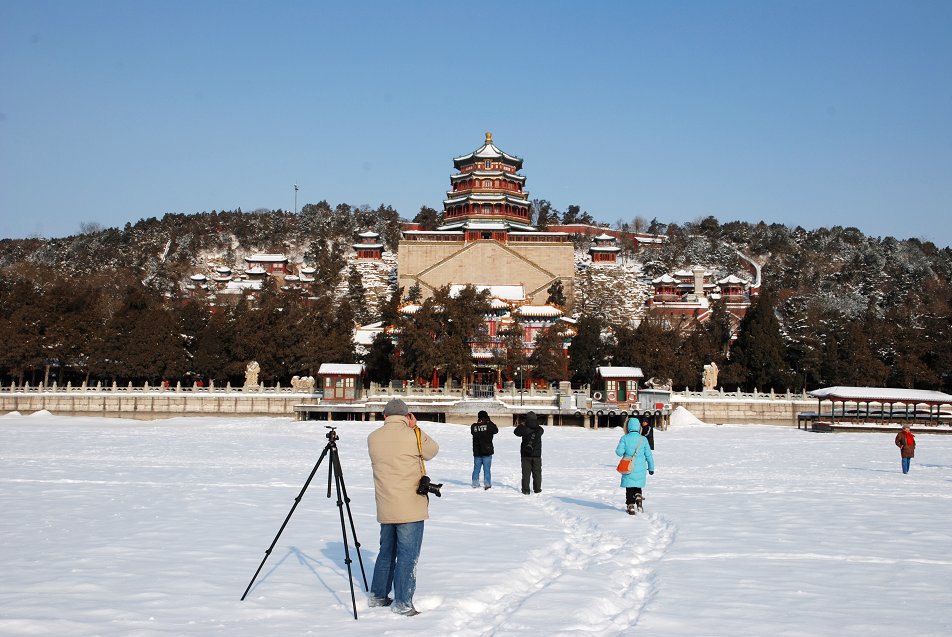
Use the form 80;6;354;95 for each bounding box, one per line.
902;457;911;474
370;521;424;613
472;455;493;486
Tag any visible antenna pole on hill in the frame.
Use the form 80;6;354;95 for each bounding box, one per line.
293;183;299;214
240;426;367;620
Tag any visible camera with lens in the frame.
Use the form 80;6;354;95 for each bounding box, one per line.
416;475;443;498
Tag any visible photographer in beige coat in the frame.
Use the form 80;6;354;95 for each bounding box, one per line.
366;398;439;616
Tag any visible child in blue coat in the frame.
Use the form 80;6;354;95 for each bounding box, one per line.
615;417;655;515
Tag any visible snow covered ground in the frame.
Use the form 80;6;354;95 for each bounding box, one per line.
1;409;950;636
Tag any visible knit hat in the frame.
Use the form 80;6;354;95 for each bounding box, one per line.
477;410;489;420
383;397;409;417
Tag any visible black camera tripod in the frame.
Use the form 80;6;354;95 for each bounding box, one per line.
241;426;368;620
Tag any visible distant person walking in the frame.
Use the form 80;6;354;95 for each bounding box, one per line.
471;410;498;489
895;424;916;474
616;416;655;515
514;411;544;494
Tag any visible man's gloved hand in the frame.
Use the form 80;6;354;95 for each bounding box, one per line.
649;470;654;475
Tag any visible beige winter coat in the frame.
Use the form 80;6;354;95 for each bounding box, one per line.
367;415;439;524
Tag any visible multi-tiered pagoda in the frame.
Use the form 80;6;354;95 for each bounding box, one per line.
398;133;575;306
442;132;534;231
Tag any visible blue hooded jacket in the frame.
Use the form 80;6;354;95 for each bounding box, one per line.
615;417;655;488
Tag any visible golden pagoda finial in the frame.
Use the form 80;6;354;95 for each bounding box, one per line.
485;131;493;144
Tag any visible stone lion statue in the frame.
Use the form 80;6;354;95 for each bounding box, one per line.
290;375;316;392
244;361;260;387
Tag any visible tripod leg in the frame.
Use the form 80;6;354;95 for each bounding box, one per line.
330;454;360;620
331;448;368;591
240;445;330;601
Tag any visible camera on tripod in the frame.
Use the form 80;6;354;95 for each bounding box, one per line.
416;475;443;497
325;426;339;442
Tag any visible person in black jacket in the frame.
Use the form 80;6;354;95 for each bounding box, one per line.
471;410;498;489
514;411;544;494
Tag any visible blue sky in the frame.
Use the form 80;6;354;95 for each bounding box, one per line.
2;1;950;246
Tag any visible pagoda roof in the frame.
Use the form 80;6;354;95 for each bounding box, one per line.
652;274;677;284
444;192;530;206
190;273;207;282
438;220;537;232
589;246;621;253
352;243;384;250
593;233;616;241
453;132;524;170
451;170;526;183
357;230;380;238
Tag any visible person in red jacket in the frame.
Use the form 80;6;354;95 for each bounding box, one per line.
895;424;916;474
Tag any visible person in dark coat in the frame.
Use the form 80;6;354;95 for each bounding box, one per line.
471;410;498;489
514;411;544;494
895;424;916;474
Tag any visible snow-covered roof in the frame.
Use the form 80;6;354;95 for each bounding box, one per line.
652;274;677;284
358;231;380;238
245;254;288;262
220;279;263;293
516;305;563;317
449;284;525;301
399;303;422;314
317;363;365;376
403;230;465;236
300;266;316;274
597;366;645;379
189;274;207;282
472;352;494;360
589;246;621;253
284;275;299;281
215;266;232;274
593;233;616;241
352;243;384;250
245;267;267;276
354;322;385;346
489;298;511;309
450;170;526;183
443;192;530;206
508;231;569;237
808;387;952;405
437;220;538;232
718;274;750;285
452;132;524;169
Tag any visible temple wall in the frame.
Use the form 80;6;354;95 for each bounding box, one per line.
397;240;575;306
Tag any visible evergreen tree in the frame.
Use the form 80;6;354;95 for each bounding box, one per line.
412;205;442;231
528;323;568;383
568;312;608;386
364;332;395;386
545;279;567;308
722;289;791;392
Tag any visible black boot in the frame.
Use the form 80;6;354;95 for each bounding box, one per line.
635;494;644;512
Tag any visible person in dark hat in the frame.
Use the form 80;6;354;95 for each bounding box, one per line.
367;397;439;616
514;411;544;494
470;410;498;489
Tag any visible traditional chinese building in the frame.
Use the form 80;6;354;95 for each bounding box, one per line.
244;254;289;275
353;231;384;260
589;233;621;263
646;265;757;335
397;133;575;307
